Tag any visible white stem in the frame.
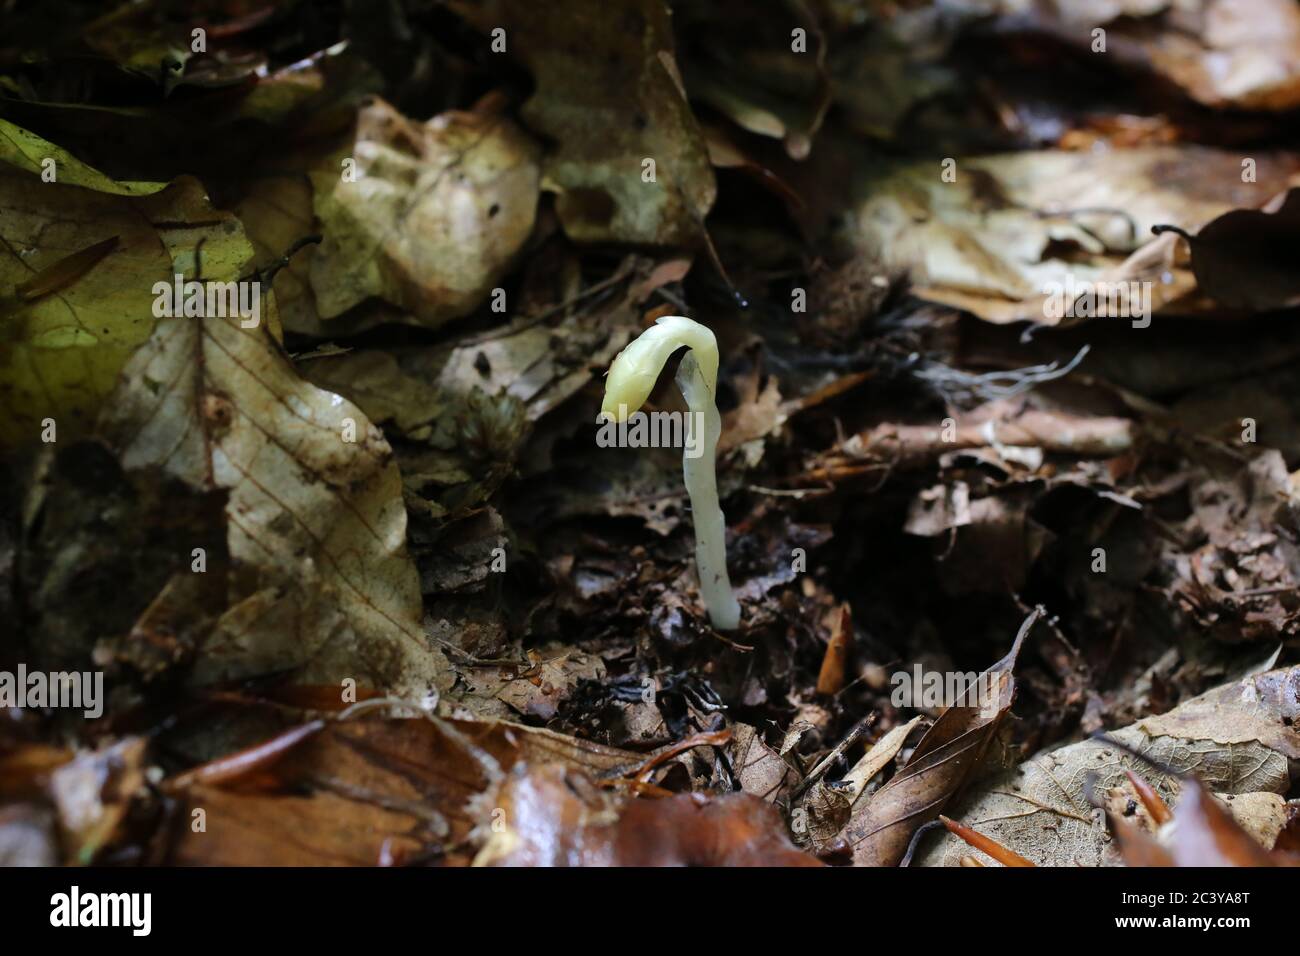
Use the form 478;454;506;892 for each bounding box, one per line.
676;353;740;630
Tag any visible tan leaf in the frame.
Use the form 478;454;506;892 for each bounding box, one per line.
101;303;450;696
842;716;923;806
846;147;1300;325
914;665;1300;866
308;97;540;326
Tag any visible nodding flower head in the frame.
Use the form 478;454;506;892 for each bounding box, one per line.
601;315;720;421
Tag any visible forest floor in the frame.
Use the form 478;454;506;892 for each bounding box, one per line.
1;0;1299;867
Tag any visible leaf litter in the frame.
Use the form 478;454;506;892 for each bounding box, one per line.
1;0;1299;869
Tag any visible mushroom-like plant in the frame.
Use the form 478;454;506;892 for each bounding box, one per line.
601;315;741;630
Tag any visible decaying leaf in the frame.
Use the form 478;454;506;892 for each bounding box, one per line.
914;666;1300;866
731;722;797;802
0;172;246;447
841;610;1037;866
100;300;451;697
845;147;1300;325
1154;188;1300;311
1155;451;1300;646
446;0;716;246
308;96;541;326
474;763;821;866
166;709;695;866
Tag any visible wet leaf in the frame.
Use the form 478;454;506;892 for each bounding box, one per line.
166;712;652;866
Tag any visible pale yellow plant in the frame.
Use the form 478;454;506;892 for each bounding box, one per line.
602;316;740;630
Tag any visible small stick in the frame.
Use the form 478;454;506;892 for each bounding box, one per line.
791;712;877;801
938;815;1035;867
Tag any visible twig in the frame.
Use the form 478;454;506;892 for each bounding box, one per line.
791;712;877;801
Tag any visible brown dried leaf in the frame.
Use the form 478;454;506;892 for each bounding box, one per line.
846;147;1300;325
1137;660;1300;758
483;643;606;721
167;713;644;866
1117;777;1280;867
731;722;796;802
474;763;821;866
915;666;1300;866
1155;188;1300;312
816;603;852;696
842;717;923;806
842;612;1035;866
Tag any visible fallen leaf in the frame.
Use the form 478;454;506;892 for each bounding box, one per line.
1114;776;1287;867
308;96;541;326
473;763;821;866
0;119;165;195
166;711;661;866
914;665;1300;866
842;610;1037;866
446;0;716;246
0;172;245;447
845;147;1300;325
1154;187;1300;311
731;722;796;802
842;717;923;805
100;289;451;696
